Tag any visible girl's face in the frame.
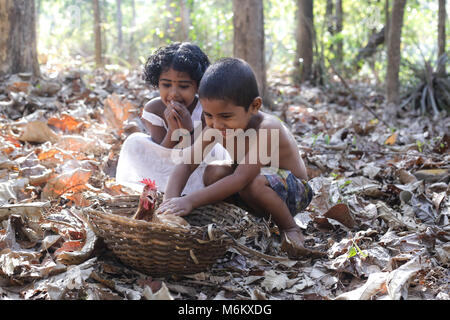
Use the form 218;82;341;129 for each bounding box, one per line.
158;68;198;109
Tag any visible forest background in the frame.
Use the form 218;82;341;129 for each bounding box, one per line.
2;0;448;108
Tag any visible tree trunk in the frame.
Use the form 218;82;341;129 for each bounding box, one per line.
326;0;334;35
165;0;176;41
0;0;40;76
437;0;446;75
179;0;190;42
116;0;123;54
129;0;137;65
295;0;314;83
386;0;406;105
384;0;390;47
36;0;41;38
335;0;343;64
102;0;108;57
93;0;103;68
232;0;267;101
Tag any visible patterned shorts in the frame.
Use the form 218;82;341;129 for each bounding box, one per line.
263;169;314;217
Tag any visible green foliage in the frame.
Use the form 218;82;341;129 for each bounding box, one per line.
189;0;233;61
347;239;368;259
264;0;296;74
416;140;425;152
339;180;352;189
314;0;385;79
37;0;445;88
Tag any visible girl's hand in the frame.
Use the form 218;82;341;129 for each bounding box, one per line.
156;196;193;217
164;105;181;132
169;101;194;132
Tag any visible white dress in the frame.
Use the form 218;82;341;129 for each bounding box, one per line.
116;100;231;194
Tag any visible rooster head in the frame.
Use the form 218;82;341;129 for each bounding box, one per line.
140;178;157;190
139;178;158;210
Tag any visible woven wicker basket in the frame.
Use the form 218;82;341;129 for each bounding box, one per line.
83;194;252;276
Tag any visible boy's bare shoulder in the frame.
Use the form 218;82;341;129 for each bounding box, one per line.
257;111;286;130
144;97;165;117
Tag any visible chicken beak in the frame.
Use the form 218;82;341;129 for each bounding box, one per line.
147;195;155;209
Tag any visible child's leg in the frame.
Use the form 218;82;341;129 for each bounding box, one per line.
239;176;296;228
239;175;310;257
203;164;233;186
203;164;238;205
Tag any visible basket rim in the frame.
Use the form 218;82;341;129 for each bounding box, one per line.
83;206;201;233
83;196;252;235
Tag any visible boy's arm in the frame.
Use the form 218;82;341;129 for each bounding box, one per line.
158;127;278;216
158;162;260;216
158;143;262;216
187;130;263;207
188;163;260;208
164;163;197;199
163;128;215;199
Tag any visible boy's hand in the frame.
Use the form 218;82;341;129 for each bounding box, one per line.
156;196;193;217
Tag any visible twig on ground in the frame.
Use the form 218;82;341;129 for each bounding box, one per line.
327;59;391;128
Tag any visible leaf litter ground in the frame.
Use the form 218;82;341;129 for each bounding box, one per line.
0;67;448;300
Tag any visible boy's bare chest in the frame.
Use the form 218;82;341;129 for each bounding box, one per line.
220;132;281;166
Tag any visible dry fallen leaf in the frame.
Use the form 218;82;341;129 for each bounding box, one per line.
335;272;388;300
143;282;174;300
103;93;135;130
7;82;31;93
386;255;425;300
55;240;84;255
1;134;22;148
323;203;355;228
18;121;60;144
260;270;289;292
48;114;88;133
384;132;398;145
41;168;92;200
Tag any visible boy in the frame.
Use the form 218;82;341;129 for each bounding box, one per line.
157;58;316;258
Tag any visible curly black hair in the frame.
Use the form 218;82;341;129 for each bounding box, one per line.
143;42;210;88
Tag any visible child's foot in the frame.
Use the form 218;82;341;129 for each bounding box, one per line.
280;227;309;258
280;227;326;259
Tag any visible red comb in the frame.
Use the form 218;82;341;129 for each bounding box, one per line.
140;178;157;190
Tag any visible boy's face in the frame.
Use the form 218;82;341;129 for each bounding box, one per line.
158;68;198;109
201;98;261;136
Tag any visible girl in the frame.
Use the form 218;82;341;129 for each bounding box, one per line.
116;42;230;193
140;42;209;148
